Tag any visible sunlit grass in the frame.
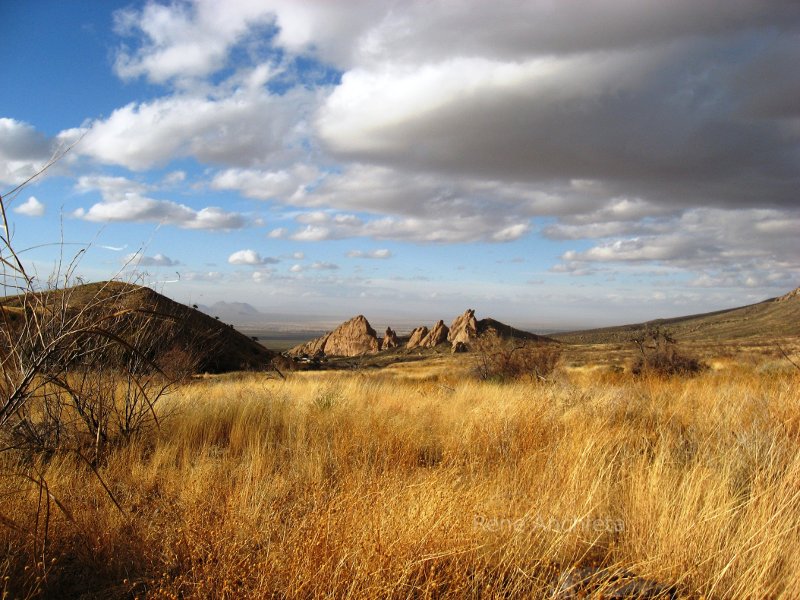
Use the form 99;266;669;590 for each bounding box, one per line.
2;366;799;598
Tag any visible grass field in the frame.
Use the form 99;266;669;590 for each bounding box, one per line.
2;352;799;598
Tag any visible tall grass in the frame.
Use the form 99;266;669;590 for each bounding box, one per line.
1;367;799;598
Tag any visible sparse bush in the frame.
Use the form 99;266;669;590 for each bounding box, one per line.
630;326;705;376
1;182;197;592
472;332;562;382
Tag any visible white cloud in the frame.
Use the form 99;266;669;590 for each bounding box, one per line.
163;170;186;185
0;118;52;186
211;164;320;200
12;196;45;217
268;227;288;239
113;1;274;83
347;249;391;259
228;249;279;265
555;207;800;290
74;175;247;230
78;86;314;170
17;0;796;303
183;270;224;282
310;261;338;270
287;209;531;244
124;252;180;267
252;270;272;283
289;264;303;273
112;0;386;83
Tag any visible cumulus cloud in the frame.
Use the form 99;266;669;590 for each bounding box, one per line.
228;249;280;265
0;118;53;186
124;252;180;267
555;207;800;290
268;227;288;239
32;0;800;297
312;2;800;213
211;164;321;200
162;170;186;185
222;164;537;242
74;175;247;230
113;1;274;83
286;209;530;244
77;85;315;170
12;196;45;217
111;0;386;83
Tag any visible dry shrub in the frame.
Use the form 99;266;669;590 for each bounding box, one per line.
472;332;562;382
630;326;706;377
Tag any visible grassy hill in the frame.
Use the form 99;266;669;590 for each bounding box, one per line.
0;280;275;373
553;287;800;345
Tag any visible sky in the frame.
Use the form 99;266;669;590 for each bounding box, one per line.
1;0;799;331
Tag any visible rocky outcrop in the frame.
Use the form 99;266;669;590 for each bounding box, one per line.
452;341;468;353
777;286;800;302
448;309;479;347
381;327;399;350
294;332;330;358
289;315;379;357
406;326;429;349
291;310;555;357
420;320;449;348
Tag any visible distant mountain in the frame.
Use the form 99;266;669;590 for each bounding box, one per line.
198;301;263;322
553;286;800;344
1;281;275;373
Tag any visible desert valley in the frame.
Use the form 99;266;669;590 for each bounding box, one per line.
1;278;799;598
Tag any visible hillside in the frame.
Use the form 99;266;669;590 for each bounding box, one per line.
0;281;274;373
553;286;800;344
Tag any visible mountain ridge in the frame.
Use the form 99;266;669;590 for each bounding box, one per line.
553;286;800;344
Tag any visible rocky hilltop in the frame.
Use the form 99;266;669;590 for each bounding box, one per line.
289;315;380;357
381;327;399;350
289;309;554;358
407;320;449;349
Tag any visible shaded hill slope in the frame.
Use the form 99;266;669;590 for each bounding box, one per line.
1;281;274;373
553;287;800;344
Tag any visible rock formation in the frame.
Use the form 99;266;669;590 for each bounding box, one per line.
420;319;449;347
778;286;800;302
381;327;399;350
295;332;330;358
289;315;379;357
291;310;555;357
406;326;429;349
452;341;468;353
448;309;479;347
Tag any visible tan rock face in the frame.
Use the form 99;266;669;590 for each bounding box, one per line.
452;341;468;353
289;315;379;357
381;327;399;350
295;332;330;357
406;326;429;349
448;309;478;347
420;320;449;347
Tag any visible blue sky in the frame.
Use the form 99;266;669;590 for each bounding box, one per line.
1;1;798;330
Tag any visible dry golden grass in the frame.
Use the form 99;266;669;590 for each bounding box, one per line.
2;363;800;598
